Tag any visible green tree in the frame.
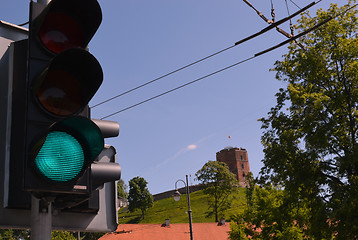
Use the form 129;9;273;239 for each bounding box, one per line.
51;231;77;240
0;229;16;240
228;220;250;240
0;229;30;239
117;179;128;199
258;1;358;238
229;182;308;240
195;160;238;222
128;176;153;219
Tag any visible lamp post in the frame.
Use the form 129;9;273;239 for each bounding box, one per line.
174;175;193;240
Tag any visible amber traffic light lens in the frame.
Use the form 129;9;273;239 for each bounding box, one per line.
37;69;83;116
33;48;103;117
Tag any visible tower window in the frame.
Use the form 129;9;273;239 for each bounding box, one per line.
241;164;244;169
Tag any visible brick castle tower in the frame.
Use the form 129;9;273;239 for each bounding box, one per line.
216;147;250;187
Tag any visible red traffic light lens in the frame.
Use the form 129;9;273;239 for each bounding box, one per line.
37;69;84;116
39;12;84;54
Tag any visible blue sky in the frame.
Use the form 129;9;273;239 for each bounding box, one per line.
1;0;344;194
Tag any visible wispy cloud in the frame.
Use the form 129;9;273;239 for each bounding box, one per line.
154;144;197;170
187;144;197;150
143;133;216;176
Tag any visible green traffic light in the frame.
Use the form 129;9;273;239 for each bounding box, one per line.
34;131;84;182
32;116;104;184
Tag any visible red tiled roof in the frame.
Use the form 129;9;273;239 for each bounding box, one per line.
100;223;230;240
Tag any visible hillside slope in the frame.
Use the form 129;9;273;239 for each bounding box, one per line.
118;188;246;224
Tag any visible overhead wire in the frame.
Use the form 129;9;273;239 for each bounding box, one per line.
91;1;318;109
91;45;236;108
289;0;313;18
242;0;273;23
100;0;358;120
289;0;302;10
285;0;291;15
100;56;255;119
234;1;315;46
100;1;357;120
285;0;305;49
243;0;310;49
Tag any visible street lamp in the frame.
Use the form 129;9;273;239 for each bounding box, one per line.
174;175;193;240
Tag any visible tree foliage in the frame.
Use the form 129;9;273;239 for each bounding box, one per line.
51;231;77;240
253;0;358;238
0;229;30;239
117;179;128;199
195;160;238;222
0;230;104;240
128;176;153;218
229;179;310;239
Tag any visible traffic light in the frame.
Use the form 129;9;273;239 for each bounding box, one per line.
0;3;121;231
24;0;106;201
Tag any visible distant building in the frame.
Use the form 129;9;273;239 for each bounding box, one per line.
216;147;250;187
117;197;128;210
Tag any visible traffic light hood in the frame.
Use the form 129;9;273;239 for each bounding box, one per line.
31;0;102;54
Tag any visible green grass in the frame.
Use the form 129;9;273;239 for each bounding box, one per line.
118;188;247;224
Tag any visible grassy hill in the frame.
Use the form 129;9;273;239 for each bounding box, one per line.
118;188;246;224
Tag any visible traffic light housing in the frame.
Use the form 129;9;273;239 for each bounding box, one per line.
0;5;121;231
24;0;113;203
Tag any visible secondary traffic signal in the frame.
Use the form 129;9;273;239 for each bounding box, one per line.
25;0;105;199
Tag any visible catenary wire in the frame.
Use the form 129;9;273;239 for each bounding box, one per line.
100;3;356;120
91;1;319;109
91;45;235;108
234;0;315;46
289;0;302;9
243;0;311;49
285;0;291;16
100;56;255;119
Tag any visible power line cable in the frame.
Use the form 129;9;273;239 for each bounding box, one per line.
242;0;273;23
91;45;235;108
100;56;255;119
285;0;291;16
254;9;333;57
91;1;318;109
289;0;302;10
100;3;356;120
234;1;315;46
243;0;312;49
255;0;356;56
